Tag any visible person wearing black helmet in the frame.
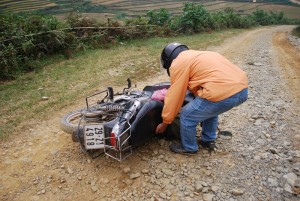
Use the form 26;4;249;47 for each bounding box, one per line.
156;42;248;155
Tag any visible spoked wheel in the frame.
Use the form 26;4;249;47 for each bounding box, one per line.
60;109;86;135
60;108;116;142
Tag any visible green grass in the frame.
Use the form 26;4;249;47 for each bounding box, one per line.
0;28;244;139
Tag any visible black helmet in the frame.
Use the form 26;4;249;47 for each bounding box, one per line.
160;43;189;75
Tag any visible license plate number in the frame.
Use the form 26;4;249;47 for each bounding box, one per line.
84;125;104;149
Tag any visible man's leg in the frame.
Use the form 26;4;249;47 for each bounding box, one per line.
201;116;218;142
179;88;248;152
180;97;213;152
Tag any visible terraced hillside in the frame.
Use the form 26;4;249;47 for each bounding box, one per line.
0;0;106;14
0;0;300;19
0;0;57;13
92;0;300;19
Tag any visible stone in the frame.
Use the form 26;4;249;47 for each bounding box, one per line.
162;168;174;176
203;193;214;201
159;192;167;199
42;96;49;101
130;173;141;180
211;185;220;192
67;167;73;174
283;172;298;186
142;169;149;174
123;167;131;173
91;185;98;192
269;148;278;154
231;188;244;196
194;182;203;193
267;178;278;187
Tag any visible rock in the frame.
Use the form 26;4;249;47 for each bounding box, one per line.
283;172;298;186
42;96;49;101
162;168;174;176
203;193;214;201
231;188;244;196
211;185;220;192
130;173;141;180
194;182;203;193
293;163;300;176
284;183;293;193
269;148;278;154
67;167;73;174
142;169;149;174
253;62;263;66
60;178;66;183
123;167;131;174
159;192;167;199
91;186;98;192
202;187;209;193
267;178;278;187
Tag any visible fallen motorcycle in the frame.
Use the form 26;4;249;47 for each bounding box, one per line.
60;78;194;161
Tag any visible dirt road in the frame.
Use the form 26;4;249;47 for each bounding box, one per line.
1;26;299;201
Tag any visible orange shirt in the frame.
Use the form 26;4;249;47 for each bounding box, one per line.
162;50;248;124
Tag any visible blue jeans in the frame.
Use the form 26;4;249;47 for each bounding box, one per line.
179;88;248;152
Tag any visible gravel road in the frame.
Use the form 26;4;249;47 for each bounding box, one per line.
1;25;299;201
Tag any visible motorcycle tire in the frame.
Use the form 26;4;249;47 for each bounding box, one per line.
60;106;118;135
60;105;101;135
60;109;86;135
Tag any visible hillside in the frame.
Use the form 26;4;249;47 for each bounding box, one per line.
0;25;299;201
0;0;300;19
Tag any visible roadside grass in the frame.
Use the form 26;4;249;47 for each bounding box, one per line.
0;29;244;139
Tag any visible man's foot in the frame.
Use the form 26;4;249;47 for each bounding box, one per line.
169;143;197;155
199;140;216;155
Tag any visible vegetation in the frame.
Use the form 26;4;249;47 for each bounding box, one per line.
292;25;300;37
0;1;299;138
0;28;244;139
1;2;298;81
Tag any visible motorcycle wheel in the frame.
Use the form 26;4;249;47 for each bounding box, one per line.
60;106;117;136
60;109;86;135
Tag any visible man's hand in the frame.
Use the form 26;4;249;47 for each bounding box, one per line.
156;123;168;134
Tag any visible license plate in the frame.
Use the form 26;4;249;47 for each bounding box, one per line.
84;125;105;149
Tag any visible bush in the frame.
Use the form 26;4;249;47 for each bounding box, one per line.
147;8;171;26
0;43;19;80
292;25;300;37
0;5;297;81
0;13;64;80
252;9;272;25
179;3;212;33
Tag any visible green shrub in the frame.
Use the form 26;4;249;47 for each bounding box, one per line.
0;13;64;80
292;25;300;37
211;12;229;30
147;8;171;26
0;5;297;81
179;3;212;33
0;43;19;80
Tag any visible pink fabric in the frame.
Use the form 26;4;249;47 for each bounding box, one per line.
151;88;168;101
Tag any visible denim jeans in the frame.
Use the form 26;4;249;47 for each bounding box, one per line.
179;88;248;152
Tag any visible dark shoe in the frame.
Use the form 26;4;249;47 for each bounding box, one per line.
199;140;216;155
169;143;197;155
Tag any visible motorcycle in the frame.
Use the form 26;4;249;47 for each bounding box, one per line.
60;78;195;161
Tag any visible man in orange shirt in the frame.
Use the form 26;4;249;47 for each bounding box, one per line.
156;43;248;155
